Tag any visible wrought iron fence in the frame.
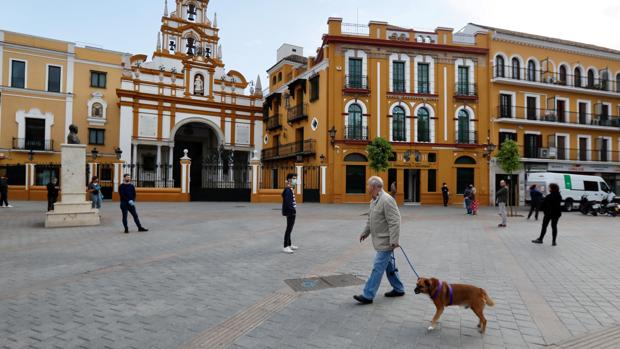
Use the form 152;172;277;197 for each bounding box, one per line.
122;164;175;188
344;125;369;141
12;138;54;151
344;75;369;90
260;164;297;190
199;164;251;189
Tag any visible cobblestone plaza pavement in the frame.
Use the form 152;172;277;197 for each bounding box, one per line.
1;202;620;349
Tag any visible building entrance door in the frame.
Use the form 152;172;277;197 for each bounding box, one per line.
404;169;420;203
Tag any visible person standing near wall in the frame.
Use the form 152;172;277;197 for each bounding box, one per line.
282;173;298;254
496;180;508;228
0;175;12;208
89;176;102;209
441;183;450;207
46;177;60;212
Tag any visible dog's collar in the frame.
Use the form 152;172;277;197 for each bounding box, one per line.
430;281;454;306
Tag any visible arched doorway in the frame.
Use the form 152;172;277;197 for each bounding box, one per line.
173;121;251;201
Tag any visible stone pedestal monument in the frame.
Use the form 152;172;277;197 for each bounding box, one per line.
45;125;100;228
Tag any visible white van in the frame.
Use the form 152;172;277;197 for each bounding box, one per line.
526;172;615;211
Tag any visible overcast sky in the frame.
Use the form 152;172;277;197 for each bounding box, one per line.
1;0;619;87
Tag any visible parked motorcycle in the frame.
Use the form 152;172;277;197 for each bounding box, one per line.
579;195;599;216
598;199;620;217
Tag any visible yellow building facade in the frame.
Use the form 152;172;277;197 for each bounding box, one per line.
461;24;620;207
0;30;129;199
262;19;493;205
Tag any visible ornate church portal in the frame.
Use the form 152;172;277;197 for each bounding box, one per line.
117;0;263;201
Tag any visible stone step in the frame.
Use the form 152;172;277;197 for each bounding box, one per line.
548;325;620;349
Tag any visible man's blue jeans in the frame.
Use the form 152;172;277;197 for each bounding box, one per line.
363;250;405;300
465;198;472;214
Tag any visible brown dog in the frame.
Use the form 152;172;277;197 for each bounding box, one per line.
415;277;495;333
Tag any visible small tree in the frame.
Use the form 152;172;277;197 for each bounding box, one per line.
367;137;393;173
496;139;522;215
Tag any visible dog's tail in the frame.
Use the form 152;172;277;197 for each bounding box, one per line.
482;289;495;307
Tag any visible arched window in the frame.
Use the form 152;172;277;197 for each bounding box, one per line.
392;106;406;142
511;58;520;79
186;3;198;21
457;109;471;144
278;72;282;82
616;73;620;93
92;103;103;118
417;107;430;142
347;104;364;140
495;56;505;78
587;69;595;88
344;153;368;162
574;67;582;87
527;60;536;81
559;65;567;85
455;156;477;165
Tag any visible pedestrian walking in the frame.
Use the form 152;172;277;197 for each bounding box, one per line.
441;183;450;207
532;183;562;246
281;173;298;254
389;181;397;198
46;177;60;212
496;180;508;227
470;185;479;215
353;176;405;305
463;185;473;215
118;174;148;234
88;176;103;209
527;184;543;220
0;175;12;208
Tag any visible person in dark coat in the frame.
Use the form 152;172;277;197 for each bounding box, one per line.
527;184;543;220
46;177;60;212
441;183;450;207
281;173;297;254
532;183;562;246
118;174;148;234
0;175;12;208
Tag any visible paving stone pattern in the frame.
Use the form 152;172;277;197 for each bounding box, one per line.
1;202;620;348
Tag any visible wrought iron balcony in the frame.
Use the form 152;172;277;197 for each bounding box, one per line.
12;138;54;151
261;140;316;161
496;106;620;127
265;114;282;131
456;131;478;145
454;83;478;97
344;75;369;90
287;103;308;123
344;125;369;141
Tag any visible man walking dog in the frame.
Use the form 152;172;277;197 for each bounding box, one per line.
354;176;405;304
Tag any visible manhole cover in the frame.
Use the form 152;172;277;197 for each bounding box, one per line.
284;274;365;292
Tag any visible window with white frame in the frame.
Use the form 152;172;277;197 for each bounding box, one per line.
11;60;26;88
417;107;430;142
391;106;407;142
47;65;61;93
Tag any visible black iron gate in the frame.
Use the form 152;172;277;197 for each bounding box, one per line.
191;163;252;202
303;166;321;203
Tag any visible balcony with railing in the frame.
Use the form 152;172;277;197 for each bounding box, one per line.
261;139;316;161
265;114;282;131
493;65;620;95
456;131;478;145
517;145;620;163
12;138;54;152
496;106;620;128
392;79;406;93
341;23;370;36
344;125;369;141
344;75;369;92
454;83;478;98
287;103;308;123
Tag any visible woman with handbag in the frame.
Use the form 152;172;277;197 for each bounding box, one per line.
88;176;103;209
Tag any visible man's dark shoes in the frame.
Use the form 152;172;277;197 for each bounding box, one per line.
138;227;149;232
532;239;543;244
124;229;129;234
552;241;557;246
384;290;405;298
353;295;373;304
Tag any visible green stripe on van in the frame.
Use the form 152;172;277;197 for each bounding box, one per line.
564;175;572;190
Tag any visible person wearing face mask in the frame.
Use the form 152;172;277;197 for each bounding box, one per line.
281;173;298;254
118;174;148;234
88;176;103;209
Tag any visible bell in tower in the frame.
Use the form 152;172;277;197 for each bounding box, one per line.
187;4;197;21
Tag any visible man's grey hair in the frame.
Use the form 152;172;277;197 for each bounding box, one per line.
368;176;384;188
